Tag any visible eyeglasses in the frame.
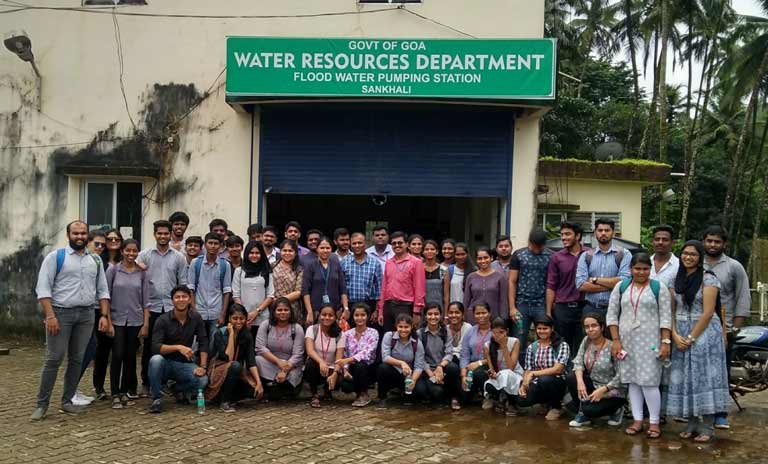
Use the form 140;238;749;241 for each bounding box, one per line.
107;237;121;242
93;242;106;248
391;241;405;246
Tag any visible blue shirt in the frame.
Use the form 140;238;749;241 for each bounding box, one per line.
340;254;382;302
187;256;232;321
137;246;188;313
575;242;631;307
35;246;110;308
459;325;492;368
509;247;552;308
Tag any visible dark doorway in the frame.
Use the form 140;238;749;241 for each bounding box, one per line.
266;194;493;245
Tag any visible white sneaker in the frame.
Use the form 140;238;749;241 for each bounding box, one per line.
71;391;94;406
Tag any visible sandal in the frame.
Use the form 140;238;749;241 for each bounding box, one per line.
646;427;662;439
310;396;321;408
694;434;714;443
624;422;644;436
679;431;696;439
451;398;461;411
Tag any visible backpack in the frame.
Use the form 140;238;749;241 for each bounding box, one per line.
390;332;418;359
55;248;102;281
618;278;661;305
419;327;447;353
266;323;296;341
193;256;228;290
584;246;625;270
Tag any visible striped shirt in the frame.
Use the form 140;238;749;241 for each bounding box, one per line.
340;254;382;302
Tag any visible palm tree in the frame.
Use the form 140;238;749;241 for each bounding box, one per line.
612;0;645;152
678;0;737;238
721;9;768;234
570;0;621;97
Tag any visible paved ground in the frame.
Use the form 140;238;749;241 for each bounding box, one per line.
1;337;767;464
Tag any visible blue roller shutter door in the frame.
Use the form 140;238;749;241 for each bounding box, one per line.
260;106;513;197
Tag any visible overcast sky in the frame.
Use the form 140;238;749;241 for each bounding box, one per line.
636;0;766;95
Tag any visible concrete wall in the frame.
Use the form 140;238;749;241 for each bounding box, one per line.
537;178;645;242
0;0;544;331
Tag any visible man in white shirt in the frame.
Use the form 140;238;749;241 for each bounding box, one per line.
649;224;679;289
365;225;394;275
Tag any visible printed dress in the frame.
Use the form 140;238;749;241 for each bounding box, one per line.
606;279;672;387
484;337;524;395
666;273;729;417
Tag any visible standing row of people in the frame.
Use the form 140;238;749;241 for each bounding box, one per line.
32;215;748;443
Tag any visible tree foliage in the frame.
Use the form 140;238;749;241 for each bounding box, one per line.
542;0;768;268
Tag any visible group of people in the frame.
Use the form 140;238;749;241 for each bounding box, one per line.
31;213;751;442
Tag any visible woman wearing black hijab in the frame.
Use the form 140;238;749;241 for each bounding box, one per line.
667;240;728;443
232;241;275;329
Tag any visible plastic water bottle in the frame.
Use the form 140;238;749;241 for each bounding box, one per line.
650;345;671;368
464;370;474;392
404;375;414;395
516;317;524;335
197;388;205;415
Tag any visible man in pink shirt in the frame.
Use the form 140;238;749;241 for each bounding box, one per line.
377;231;426;331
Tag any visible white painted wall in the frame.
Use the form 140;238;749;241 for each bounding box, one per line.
0;0;545;256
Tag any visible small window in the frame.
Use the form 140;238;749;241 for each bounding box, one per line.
84;181;143;244
565;212;621;235
536;212;566;230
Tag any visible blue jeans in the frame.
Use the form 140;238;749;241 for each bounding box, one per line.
148;355;208;401
515;303;546;355
36;306;94;408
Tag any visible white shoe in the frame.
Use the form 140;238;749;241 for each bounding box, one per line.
71;391;94;406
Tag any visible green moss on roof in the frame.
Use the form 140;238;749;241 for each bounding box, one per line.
539;157;671;168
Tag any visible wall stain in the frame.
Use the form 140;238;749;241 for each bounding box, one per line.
0;81;204;333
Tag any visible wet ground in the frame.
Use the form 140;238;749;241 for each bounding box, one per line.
1;337;767;463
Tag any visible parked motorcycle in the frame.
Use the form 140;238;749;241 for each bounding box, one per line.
729;326;768;410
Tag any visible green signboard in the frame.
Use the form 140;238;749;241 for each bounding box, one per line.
226;37;556;100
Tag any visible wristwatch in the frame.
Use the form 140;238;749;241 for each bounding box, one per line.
686;334;696;343
591;277;599;285
660;338;671;345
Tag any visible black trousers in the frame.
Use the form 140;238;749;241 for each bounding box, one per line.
93;326;113;394
141;311;163;386
376;363;430;400
461;365;490;404
517;374;567;410
305;357;337;395
382;300;414;333
110;325;141;396
340;362;376;395
553;302;584;360
566;372;625;418
220;361;257;403
417;362;461;403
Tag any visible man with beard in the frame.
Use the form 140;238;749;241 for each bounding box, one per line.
31;221;111;421
546;221;588;358
169;211;190;252
261;225;280;265
300;229;323;268
491;235;513;275
136;220;188;397
334;227;352;260
575;218;631;320
285;221;310;256
650;224;679;289
702;225;751;430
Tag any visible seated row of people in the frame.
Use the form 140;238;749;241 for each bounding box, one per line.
194;294;626;426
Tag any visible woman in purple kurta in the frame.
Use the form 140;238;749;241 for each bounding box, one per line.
254;298;305;389
463;247;509;324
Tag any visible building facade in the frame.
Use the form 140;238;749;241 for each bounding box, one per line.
0;0;549;331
